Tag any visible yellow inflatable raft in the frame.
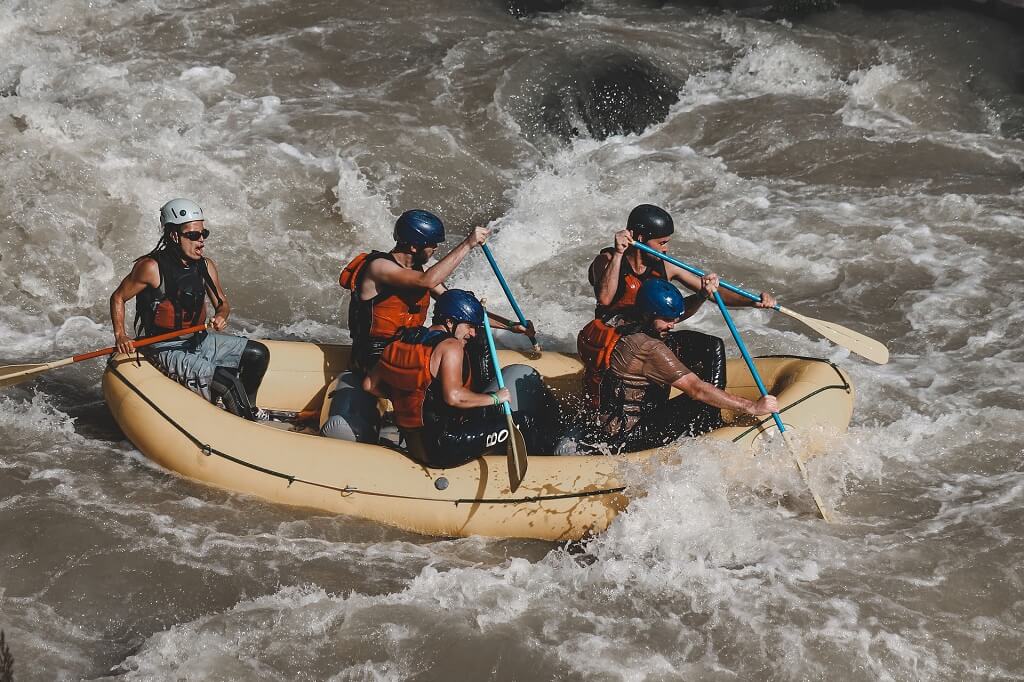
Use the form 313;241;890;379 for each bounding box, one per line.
102;341;853;541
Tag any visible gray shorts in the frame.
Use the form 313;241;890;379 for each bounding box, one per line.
145;331;248;402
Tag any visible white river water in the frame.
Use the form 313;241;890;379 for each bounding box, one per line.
1;0;1023;679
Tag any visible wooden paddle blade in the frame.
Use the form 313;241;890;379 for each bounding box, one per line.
505;413;528;493
778;306;889;365
0;363;50;389
780;430;832;523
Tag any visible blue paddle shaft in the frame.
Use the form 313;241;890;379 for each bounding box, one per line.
712;291;786;433
481;244;530;328
480;311;512;416
631;241;777;311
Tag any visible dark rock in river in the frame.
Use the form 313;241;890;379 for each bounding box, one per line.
533;52;681;142
505;0;574;18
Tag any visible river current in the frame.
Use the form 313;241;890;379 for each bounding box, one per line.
1;1;1023;679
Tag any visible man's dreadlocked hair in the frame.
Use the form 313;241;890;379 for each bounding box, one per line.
135;224;180;264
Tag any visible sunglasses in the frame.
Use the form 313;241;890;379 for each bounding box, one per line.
180;229;210;241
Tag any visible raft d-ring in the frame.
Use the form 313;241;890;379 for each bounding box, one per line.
200;444;213;457
339;486;357;497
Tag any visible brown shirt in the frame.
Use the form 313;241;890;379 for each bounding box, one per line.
600;332;692;437
607;332;691;386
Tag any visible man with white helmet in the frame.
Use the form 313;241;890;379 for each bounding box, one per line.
109;198;270;420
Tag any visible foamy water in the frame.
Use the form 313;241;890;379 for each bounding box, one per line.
1;1;1023;679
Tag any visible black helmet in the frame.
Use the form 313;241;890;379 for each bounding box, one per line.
627;204;674;241
394;209;445;246
433;289;484;326
636;279;686;319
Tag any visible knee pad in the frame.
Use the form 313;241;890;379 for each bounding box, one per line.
211;365;256;420
239;340;270;400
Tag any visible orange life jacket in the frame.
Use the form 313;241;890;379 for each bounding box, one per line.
589;246;667;321
340;251;431;341
376;328;451;429
577;318;624;409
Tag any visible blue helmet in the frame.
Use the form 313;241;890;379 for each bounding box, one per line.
636;279;686;319
433;289;484;326
394;209;445;246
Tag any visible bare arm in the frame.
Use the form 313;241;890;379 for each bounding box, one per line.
203;258;231;330
666;263;775;308
484;309;535;336
678;272;719;321
109;258;160;354
591;229;632;306
679;293;706;321
368;227;489;293
435;339;509;409
671;373;778;416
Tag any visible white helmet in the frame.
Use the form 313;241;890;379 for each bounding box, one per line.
159;198;204;227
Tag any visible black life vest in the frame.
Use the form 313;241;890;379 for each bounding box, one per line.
135;249;219;336
589;247;667;322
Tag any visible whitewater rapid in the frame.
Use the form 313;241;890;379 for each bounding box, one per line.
1;0;1023;679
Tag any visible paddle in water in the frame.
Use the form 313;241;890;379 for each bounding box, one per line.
711;292;832;522
630;241;889;364
0;323;208;389
480;301;529;492
481;243;540;352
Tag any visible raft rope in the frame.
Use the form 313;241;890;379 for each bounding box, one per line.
729;355;852;443
108;363;627;505
108;355;849;504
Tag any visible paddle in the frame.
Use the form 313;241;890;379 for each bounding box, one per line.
630;241;889;364
0;323;208;389
712;292;832;522
480;302;529;492
480;243;540;352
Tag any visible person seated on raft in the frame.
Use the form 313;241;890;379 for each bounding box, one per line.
594;278;778;453
363;289;550;468
578;203;776;411
340;208;534;376
324;209;536;442
109;198;270;421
